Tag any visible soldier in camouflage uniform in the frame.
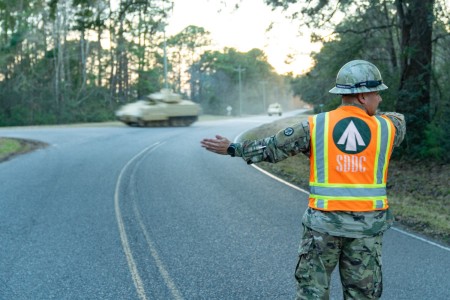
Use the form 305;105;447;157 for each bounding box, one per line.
201;60;406;299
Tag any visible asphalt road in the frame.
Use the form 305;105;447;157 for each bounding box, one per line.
1;112;449;299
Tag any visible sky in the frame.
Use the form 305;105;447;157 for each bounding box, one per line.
165;0;322;75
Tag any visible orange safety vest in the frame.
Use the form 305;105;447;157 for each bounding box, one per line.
308;106;395;211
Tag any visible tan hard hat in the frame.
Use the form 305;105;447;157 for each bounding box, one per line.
329;60;388;94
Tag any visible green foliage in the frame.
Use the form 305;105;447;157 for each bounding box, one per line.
290;1;401;112
0;0;448;152
421;121;450;162
277;0;450;162
0;0;189;126
190;48;291;115
135;69;162;98
165;25;212;93
167;25;211;50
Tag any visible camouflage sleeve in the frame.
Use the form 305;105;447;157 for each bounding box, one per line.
234;121;311;164
378;112;406;147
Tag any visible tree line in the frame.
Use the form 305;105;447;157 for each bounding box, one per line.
1;0;449;161
0;0;290;124
263;0;449;161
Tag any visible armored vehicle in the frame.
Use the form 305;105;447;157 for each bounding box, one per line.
115;89;201;127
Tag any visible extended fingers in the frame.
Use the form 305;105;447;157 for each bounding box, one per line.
200;136;229;154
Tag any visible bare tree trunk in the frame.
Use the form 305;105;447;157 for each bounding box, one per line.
78;29;88;101
95;2;106;88
108;0;117;103
52;0;71;121
97;28;103;88
395;0;434;153
53;4;62;109
383;0;398;71
116;9;127;103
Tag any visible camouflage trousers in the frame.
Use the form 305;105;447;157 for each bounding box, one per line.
295;226;383;300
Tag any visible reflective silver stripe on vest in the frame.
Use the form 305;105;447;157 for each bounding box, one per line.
316;199;326;209
310;186;387;197
315;199;385;209
375;116;389;184
315;113;326;183
375;200;384;209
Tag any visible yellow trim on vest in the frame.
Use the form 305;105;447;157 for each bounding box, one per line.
310;195;386;201
310;198;388;211
373;118;382;184
310;182;386;188
323;113;330;183
382;118;393;182
312;115;318;182
314;198;329;209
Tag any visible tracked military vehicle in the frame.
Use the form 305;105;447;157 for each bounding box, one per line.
115;89;201;127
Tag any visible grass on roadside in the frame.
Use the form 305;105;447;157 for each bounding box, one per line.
0;138;22;161
237;113;450;246
0;137;48;162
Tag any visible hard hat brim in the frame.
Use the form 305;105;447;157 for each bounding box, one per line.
329;83;388;95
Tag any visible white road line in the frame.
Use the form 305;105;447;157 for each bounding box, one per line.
251;164;309;194
251;164;450;252
115;141;184;300
391;227;450;252
132;201;184;300
115;145;154;300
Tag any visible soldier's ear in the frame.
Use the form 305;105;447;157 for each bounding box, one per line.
356;93;366;104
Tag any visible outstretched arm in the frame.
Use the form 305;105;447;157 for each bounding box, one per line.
201;120;311;164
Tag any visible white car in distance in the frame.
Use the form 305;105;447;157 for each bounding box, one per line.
267;103;283;116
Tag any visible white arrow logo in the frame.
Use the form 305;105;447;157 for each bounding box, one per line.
337;121;365;151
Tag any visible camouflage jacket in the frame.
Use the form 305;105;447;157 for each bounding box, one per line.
233;105;406;238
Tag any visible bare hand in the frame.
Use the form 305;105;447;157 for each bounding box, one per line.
200;135;232;155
